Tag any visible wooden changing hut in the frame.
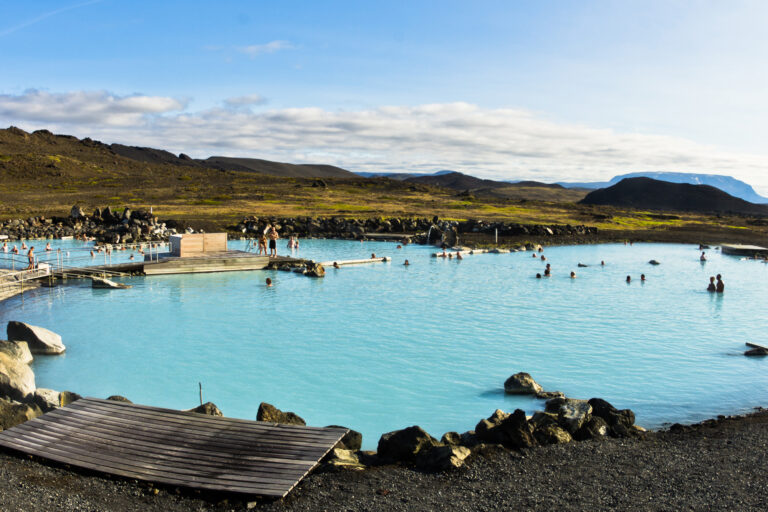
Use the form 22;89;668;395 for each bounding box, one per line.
169;233;228;257
143;233;270;275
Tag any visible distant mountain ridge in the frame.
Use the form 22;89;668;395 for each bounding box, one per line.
559;172;768;204
580;177;768;216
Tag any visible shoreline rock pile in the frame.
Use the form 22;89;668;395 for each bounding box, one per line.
0;205;178;244
0;321;80;430
233;216;597;243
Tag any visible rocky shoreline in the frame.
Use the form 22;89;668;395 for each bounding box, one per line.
3;207;766;250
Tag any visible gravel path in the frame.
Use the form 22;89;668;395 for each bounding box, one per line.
0;411;766;511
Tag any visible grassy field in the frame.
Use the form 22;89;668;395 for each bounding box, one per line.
1;127;766;242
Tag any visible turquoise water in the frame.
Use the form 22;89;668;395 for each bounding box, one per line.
1;239;767;449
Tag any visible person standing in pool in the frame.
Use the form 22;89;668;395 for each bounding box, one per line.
268;227;279;258
700;251;707;261
716;274;724;293
257;233;267;255
707;276;716;292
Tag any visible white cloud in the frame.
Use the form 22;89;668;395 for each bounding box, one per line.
3;90;768;194
237;40;293;58
0;90;185;126
223;94;266;107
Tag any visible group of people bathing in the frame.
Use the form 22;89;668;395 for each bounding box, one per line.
255;226;299;258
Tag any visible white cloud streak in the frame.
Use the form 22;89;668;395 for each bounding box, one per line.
237;40;294;57
223;94;266;107
0;90;185;126
3;89;768;194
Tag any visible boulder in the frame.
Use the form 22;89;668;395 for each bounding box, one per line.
529;411;559;429
187;402;223;416
326;425;362;451
377;426;440;463
0;398;42;430
304;262;326;278
558;400;592;434
504;372;543;395
257;402;305;425
535;390;564;400
106;395;132;403
322;447;365;471
7;321;66;355
588;398;635;430
0;340;33;365
416;444;471;471
477;409;536;450
59;391;82;407
33;388;61;412
70;205;85;219
573;416;609;441
0;352;36;401
441;431;462;446
534;424;573;445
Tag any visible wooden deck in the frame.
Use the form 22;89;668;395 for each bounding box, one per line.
0;398;347;498
721;244;768;257
143;250;270;275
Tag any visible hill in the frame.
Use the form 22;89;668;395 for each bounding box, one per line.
579;177;768;216
560;172;768;204
201;156;355;179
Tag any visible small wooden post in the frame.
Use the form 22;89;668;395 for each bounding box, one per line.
199;382;203;406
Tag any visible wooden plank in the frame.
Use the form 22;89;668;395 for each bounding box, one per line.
18;417;322;470
69;400;344;443
0;398;346;498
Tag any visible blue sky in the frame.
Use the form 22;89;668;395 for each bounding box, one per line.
2;1;768;192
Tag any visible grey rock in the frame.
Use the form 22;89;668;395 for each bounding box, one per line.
0;398;42;429
504;372;543;395
534;424;573;445
0;352;35;401
6;321;66;355
416;444;471;471
33;388;61;412
558;400;593;434
574;415;610;441
0;340;32;365
186;402;223;416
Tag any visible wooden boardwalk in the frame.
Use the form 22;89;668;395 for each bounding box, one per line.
0;398;347;498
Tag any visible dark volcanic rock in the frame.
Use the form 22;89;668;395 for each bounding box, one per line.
257;402;305;425
377;426;440;463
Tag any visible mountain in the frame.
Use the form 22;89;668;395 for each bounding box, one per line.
559;172;768;204
108;145;356;179
200;156;355;179
404;171;511;190
354;170;454;180
579;177;768;216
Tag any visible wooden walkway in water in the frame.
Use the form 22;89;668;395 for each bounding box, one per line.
0;398;347;498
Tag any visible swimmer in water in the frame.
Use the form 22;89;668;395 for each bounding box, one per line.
266;277;273;287
700;251;706;261
707;276;716;292
716;274;724;293
371;253;376;259
396;245;402;249
626;275;631;283
45;243;52;251
333;262;340;269
456;252;462;260
640;274;646;282
541;255;546;261
536;273;542;279
532;253;537;258
570;271;576;278
601;260;605;266
404;259;410;266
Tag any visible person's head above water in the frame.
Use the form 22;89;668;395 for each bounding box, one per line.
266;278;273;287
536;273;541;278
626;275;631;282
641;274;646;281
570;271;576;278
404;259;409;266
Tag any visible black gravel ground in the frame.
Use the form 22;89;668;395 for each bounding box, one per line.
1;410;767;511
